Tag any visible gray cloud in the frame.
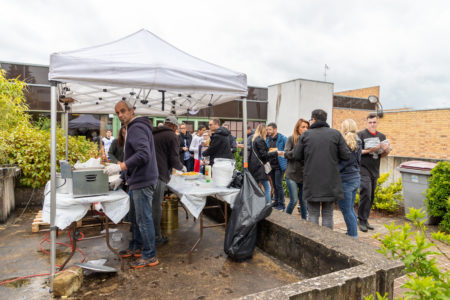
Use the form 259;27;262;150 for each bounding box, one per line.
0;0;449;109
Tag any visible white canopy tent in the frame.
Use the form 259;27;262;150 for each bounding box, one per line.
47;29;249;291
49;29;247;115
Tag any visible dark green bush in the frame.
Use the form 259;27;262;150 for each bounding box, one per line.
425;161;450;232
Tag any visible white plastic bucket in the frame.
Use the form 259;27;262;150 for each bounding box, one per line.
212;158;235;187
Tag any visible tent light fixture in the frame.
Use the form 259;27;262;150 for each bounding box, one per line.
122;97;126;101
103;88;108;92
96;102;99;105
140;99;148;104
130;91;136;96
171;100;176;105
98;97;102;100
178;94;182;97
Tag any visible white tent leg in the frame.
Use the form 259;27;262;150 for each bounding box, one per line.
242;97;248;168
49;82;58;292
65;104;69;161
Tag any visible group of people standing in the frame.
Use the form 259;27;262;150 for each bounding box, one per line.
103;100;389;269
103;101;238;269
248;109;390;238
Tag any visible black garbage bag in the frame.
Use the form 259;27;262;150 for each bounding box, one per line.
227;170;244;189
224;169;272;261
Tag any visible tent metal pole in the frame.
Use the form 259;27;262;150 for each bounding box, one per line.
49;82;58;292
242;97;248;169
65;103;69;161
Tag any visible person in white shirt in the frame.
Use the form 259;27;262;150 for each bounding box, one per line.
189;125;206;172
102;129;115;160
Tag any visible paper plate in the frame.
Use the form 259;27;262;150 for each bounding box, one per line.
75;262;117;273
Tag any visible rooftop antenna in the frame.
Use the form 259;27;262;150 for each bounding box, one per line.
324;64;330;81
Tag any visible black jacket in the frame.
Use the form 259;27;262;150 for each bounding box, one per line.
294;121;351;202
202;127;234;165
284;136;304;183
248;136;277;182
108;139;124;163
154;126;183;183
122;117;158;190
178;132;193;162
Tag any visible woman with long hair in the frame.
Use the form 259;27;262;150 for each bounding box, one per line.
248;124;281;203
284;118;309;218
338;119;362;238
108;126;126;163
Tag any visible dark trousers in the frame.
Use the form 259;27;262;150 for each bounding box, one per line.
183;157;195;172
357;175;378;223
152;179;167;241
269;169;285;209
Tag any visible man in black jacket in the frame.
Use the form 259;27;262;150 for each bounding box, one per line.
223;123;237;154
294;109;350;229
202;118;233;165
179;123;194;171
152;116;184;245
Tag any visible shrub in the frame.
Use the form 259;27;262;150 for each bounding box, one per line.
355;172;403;213
374;208;450;300
425;161;450;233
0;71;98;188
373;173;403;212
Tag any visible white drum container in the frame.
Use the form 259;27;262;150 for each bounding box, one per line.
212;158;235;187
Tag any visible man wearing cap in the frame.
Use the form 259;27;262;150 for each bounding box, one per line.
151;116;184;245
105;100;159;268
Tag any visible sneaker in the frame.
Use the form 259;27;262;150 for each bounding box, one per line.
119;248;142;258
358;222;368;232
131;257;159;269
155;236;168;246
366;222;374;230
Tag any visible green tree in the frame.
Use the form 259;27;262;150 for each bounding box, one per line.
0;70;98;188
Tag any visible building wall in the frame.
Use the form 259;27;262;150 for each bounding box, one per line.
333;107;450;160
268;79;334;136
334;86;380;99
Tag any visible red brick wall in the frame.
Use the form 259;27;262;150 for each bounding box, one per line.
332;108;450;160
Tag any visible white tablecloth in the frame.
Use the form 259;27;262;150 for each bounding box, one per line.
167;175;240;218
42;181;129;230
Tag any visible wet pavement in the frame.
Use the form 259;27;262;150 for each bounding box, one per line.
0;207;305;300
1;201;449;299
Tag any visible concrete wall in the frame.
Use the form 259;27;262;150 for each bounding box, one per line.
245;211;403;299
0;166;20;222
268;79;334;136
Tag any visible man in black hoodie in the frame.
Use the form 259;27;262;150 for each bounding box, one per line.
202;118;233;165
105;100;159;269
152;116;183;245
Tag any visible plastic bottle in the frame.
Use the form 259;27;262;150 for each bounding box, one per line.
205;165;212;182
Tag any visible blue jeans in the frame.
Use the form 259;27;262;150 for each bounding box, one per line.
128;185;157;259
269;169;285;209
285;178;307;219
258;180;271;204
338;177;360;238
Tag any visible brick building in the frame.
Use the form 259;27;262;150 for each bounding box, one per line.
333;87;449;183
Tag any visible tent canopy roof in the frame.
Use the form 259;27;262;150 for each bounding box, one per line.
68;114;100;129
49;29;247;116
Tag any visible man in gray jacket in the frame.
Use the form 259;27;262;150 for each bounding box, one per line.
294;109;350;229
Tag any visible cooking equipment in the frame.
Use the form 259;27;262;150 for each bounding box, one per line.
72;169;109;197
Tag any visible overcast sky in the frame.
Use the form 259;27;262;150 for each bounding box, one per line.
1;0;449;109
